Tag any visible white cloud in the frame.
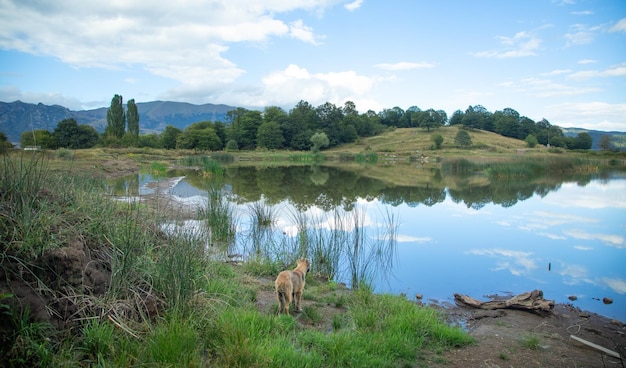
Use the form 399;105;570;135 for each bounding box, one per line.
578;59;597;65
0;1;331;89
471;31;541;58
258;64;375;108
374;62;435;71
610;18;626;32
568;63;626;80
502;77;600;98
289;19;324;45
543;69;572;76
546;101;626;131
0;86;85;110
344;0;364;11
565;23;603;46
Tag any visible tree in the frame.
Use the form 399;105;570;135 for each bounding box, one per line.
177;121;224;151
20;129;54;149
599;135;613;151
0;131;13;153
257;121;285;149
419;109;443;132
161;125;182;149
454;129;472;148
432;134;444;149
310;132;329;153
566;132;592;150
126;99;140;139
106;94;125;139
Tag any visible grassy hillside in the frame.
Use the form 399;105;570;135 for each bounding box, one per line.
328;126;533;158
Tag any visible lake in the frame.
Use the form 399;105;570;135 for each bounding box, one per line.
111;162;626;322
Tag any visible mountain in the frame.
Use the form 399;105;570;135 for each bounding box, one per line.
0;100;237;143
561;127;626;151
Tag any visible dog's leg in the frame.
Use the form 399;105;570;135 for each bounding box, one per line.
294;290;303;312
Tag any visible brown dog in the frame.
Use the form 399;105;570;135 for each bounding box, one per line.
274;258;310;315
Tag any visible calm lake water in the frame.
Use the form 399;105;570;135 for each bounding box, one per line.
113;163;626;322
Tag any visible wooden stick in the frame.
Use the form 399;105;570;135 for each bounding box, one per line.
569;335;621;359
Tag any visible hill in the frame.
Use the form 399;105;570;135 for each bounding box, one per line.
561;127;626;151
0;100;237;143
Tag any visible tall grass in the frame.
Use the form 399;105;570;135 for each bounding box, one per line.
0;153;52;257
198;187;237;247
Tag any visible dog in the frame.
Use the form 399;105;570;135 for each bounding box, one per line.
274;258;310;315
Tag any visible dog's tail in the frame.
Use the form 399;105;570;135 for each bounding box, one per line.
276;289;287;314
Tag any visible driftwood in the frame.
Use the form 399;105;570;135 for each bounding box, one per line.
570;335;621;359
454;290;554;314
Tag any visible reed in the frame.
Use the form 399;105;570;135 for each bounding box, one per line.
198;187;237;247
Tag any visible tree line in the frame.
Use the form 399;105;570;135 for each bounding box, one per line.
13;95;594;151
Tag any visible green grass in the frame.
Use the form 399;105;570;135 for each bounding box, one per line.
521;333;541;350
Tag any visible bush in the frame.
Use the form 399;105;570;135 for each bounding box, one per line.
225;139;239;151
525;134;538;148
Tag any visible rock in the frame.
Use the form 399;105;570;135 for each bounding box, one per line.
602;297;613;305
568;295;578;301
415;294;423;300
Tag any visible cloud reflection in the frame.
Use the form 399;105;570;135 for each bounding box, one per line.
559;263;593;286
468;248;537;276
396;234;432;243
603;277;626;294
564;229;625;248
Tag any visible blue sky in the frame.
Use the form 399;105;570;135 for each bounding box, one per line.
1;0;625;131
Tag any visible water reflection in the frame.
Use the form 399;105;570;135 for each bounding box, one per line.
111;164;626;321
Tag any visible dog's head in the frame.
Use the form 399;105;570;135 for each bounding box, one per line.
297;258;310;273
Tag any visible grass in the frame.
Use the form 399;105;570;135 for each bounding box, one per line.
521;333;542;350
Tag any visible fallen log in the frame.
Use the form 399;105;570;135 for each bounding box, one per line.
454;290;554;315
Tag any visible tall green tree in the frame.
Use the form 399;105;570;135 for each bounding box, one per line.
257;121;285;149
454;129;472;148
161;125;182;149
126;99;139;139
53;118;98;148
106;94;126;139
20;130;54;149
310;132;329;153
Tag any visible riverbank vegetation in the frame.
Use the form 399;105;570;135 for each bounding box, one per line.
1;152;475;367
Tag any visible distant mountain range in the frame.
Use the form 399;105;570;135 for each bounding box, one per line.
1;100;625;150
0;100;237;143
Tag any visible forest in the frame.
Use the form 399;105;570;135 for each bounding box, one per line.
12;95;595;151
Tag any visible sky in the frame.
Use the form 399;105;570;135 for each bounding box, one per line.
1;0;625;131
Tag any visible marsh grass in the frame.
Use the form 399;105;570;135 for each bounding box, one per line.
199;187;237;247
442;156;597;180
